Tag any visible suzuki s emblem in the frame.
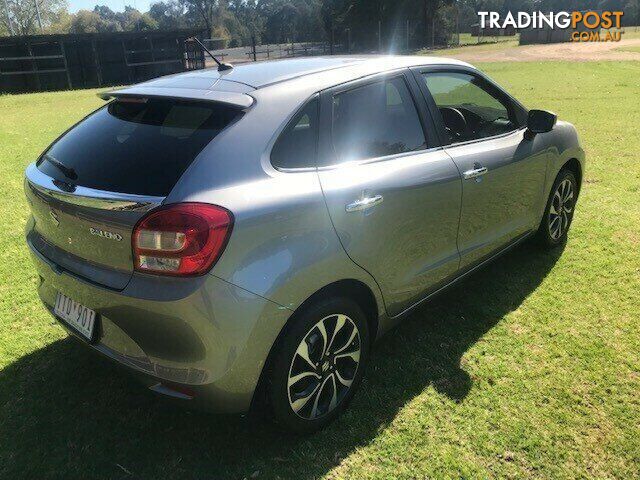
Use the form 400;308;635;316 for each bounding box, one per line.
49;210;59;227
90;227;123;242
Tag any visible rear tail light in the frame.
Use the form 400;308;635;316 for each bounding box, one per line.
132;203;233;276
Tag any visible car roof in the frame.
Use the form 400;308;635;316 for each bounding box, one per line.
146;55;473;90
104;55;473;108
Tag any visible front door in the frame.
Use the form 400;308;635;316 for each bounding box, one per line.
413;68;548;268
317;72;462;317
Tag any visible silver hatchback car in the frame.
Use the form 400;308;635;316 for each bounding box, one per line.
25;56;584;432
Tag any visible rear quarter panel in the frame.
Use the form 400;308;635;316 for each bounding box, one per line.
166;83;387;331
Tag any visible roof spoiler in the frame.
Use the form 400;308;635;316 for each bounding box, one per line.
98;86;254;109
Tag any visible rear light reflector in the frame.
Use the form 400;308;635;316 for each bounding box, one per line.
132;203;233;276
136;230;186;251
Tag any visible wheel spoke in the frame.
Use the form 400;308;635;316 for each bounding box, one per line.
291;381;321;413
333;326;358;355
335;349;360;363
554;215;563;238
315;320;329;357
326;314;347;354
550;215;560;239
560;180;569;198
310;375;332;419
563;190;574;204
335;370;353;388
328;375;338;411
549;203;558;215
295;339;316;370
554;191;562;205
288;370;321;389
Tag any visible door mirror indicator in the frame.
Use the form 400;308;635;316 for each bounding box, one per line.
527;109;557;134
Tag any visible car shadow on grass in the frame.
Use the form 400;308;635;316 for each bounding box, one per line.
0;241;564;480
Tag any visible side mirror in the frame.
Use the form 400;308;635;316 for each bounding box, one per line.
527;109;557;134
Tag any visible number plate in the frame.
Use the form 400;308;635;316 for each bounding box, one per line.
54;293;96;341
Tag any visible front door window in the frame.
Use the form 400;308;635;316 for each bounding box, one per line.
421;72;518;143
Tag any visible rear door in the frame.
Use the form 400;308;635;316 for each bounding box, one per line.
412;67;547;269
25;97;242;289
317;71;462;317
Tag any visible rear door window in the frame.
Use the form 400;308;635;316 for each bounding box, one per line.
37;98;240;197
330;76;426;164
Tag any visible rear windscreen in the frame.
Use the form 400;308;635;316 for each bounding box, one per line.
37;98;240;197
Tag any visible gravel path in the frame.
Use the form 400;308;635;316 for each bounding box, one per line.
439;37;640;63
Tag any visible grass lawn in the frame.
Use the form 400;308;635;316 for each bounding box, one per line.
622;26;640;39
419;36;519;56
1;60;639;479
616;45;640;53
457;32;520;46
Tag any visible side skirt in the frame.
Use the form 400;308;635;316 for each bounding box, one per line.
387;230;535;324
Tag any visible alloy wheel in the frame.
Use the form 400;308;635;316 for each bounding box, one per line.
548;178;574;240
287;313;361;420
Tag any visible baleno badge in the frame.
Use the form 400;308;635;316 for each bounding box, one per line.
90;227;123;242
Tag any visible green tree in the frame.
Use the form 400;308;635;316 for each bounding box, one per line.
91;5;122;31
227;0;265;44
320;0;353;48
182;0;226;37
69;9;105;33
45;7;72;33
258;0;323;43
624;0;639;26
1;0;68;35
120;6;158;31
149;1;189;30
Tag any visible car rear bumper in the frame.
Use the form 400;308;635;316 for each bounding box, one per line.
26;217;292;413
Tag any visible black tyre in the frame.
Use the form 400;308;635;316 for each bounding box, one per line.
267;297;369;433
536;169;578;248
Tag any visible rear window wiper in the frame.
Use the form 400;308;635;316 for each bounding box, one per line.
42;154;78;181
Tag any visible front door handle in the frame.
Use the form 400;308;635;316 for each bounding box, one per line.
346;195;383;212
463;165;488;180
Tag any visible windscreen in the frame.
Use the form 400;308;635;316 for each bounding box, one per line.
37;98;241;197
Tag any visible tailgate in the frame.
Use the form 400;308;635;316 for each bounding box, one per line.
24;95;243;289
25;164;162;290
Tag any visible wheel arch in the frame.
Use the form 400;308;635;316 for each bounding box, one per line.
295;279;379;341
561;157;582;195
250;278;379;412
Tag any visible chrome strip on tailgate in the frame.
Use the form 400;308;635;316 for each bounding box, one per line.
25;163;164;212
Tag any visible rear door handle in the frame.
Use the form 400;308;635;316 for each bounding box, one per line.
346;195;383;212
463;166;488;180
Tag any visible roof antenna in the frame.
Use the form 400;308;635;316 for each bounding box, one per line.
186;36;233;72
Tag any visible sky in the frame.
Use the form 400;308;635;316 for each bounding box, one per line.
68;0;155;13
